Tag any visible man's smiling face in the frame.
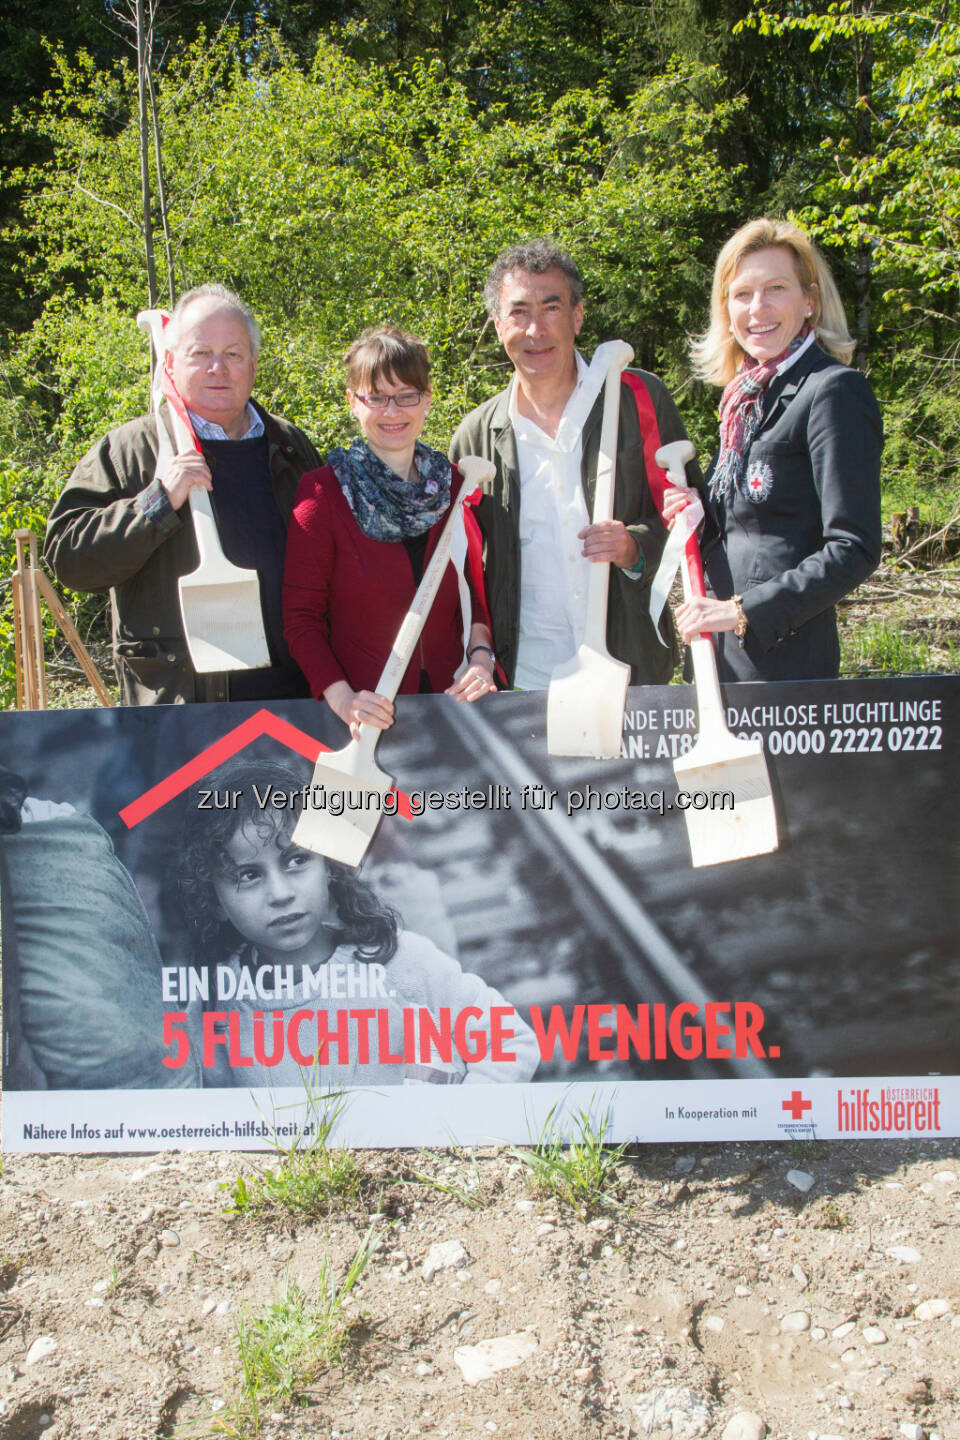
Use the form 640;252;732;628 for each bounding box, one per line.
493;267;584;386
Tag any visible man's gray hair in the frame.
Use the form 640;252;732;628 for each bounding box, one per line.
165;283;261;357
483;239;583;318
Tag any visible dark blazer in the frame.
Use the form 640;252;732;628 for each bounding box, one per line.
283;462;491;698
702;343;883;682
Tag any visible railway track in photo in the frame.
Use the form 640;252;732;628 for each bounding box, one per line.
370;690;776;1085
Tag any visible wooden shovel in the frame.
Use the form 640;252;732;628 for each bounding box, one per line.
137;310;270;673
546;340;633;758
656;440;779;867
292;456;495;867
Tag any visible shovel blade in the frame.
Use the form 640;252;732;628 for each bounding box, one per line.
291;745;394;868
674;735;778;867
179;576;271;672
547;644;630;759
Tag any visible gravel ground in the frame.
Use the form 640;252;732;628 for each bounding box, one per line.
0;1138;957;1440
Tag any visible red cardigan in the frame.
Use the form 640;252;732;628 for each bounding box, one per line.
283;462;492;698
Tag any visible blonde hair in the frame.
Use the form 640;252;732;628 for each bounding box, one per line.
690;218;855;386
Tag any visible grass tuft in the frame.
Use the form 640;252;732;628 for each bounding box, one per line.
842;620;931;676
508;1100;628;1220
406;1144;493;1210
818;1200;850;1231
184;1233;373;1439
222;1088;360;1218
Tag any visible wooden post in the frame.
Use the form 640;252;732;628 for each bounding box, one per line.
12;527;115;709
14;530;46;709
34;572;115;708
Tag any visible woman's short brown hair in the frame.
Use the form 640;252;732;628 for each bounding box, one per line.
690;218;855;386
343;326;431;394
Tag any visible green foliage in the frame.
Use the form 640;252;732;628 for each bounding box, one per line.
1;26;740;458
0;460;55;707
195;1240;372;1438
842;620;931;676
508;1100;629;1220
222;1089;360;1217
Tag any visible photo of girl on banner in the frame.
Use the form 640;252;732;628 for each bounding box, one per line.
174;757;539;1087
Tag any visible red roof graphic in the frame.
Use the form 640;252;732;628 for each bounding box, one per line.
118;708;413;828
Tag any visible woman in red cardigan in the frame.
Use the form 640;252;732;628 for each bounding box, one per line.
283;327;496;735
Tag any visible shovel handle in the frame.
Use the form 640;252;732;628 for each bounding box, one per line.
585;341;634;653
372;457;494;705
680;532;728;727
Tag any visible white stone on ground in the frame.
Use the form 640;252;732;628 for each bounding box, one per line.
721;1412;767;1440
453;1331;538;1385
25;1336;58;1365
786;1170;814;1193
422;1239;469;1281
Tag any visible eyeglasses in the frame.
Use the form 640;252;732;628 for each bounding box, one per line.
354;389;424;410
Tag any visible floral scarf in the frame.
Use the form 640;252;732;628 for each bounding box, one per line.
327;438;452;542
710;325;811;503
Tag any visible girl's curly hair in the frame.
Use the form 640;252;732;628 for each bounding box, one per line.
176;756;398;963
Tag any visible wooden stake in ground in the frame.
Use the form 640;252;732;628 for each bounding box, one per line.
13;531;48;711
12;527;114;710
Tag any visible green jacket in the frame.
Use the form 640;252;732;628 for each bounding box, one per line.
44;401;321;705
449;368;697;686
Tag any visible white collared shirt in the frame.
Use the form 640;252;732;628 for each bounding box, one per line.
511;351;597;690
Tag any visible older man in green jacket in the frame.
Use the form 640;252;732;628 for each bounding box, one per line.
45;284;320;705
450;240;700;689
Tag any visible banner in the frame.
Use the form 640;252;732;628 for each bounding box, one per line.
1;677;956;1151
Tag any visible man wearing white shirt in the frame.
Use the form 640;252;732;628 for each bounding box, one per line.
450;240;700;688
45;285;320;704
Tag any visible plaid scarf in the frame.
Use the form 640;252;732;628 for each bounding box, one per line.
710;325;811;503
327;437;452;542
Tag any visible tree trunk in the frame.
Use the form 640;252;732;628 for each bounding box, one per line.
852;0;874;369
135;0;158;307
147;64;175;307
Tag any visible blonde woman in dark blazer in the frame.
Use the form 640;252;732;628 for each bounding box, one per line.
665;218;883;681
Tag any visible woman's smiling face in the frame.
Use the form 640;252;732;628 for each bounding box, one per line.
347;369;431;467
213;818;332;961
727;245;816;365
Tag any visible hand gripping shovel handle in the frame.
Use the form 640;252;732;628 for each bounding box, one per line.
656;439;726;728
350;455;494;763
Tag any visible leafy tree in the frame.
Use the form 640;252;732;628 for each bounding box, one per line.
3;26;741;457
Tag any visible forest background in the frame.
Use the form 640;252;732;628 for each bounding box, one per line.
1;0;959;706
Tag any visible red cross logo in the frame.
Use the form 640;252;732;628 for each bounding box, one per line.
749;475;763;490
782;1090;812;1120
